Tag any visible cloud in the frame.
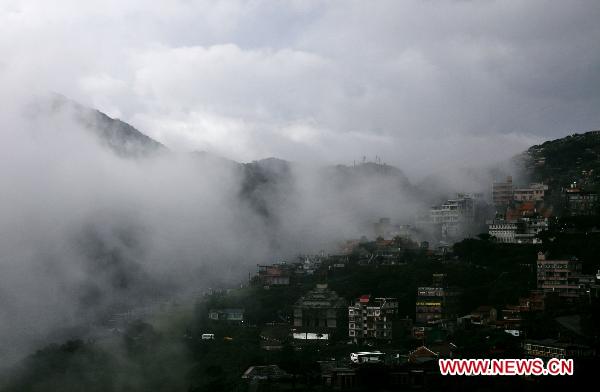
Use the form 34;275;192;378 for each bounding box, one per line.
2;1;599;175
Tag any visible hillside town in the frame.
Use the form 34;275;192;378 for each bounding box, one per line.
185;161;600;391
5;141;600;392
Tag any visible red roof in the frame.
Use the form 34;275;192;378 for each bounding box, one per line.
359;295;371;303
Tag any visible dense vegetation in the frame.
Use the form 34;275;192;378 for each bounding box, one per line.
522;130;600;191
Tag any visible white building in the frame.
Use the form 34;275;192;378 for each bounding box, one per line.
488;221;518;243
488;217;548;244
428;196;476;238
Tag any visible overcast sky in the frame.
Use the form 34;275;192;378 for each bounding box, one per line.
2;0;600;177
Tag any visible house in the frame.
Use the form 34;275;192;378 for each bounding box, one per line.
408;346;439;364
469;306;497;325
293;284;346;331
518;290;556;311
208;308;245;323
241;365;291;381
294;254;323;275
320;361;356;390
255;262;291;287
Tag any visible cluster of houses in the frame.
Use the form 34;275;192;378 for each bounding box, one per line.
195;242;600;391
204;252;600;389
202;174;600;389
488;176;550;244
211;248;600;345
487;175;600;244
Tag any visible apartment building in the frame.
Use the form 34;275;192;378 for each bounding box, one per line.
348;295;398;342
536;252;595;298
415;274;460;325
513;183;548;202
492;176;513;207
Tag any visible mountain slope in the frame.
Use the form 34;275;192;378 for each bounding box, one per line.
35;94;166;157
518;130;600;191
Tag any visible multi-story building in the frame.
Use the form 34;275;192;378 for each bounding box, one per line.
488;217;548;244
536;252;595;298
565;186;599;216
493;176;513;207
348;295;398;342
256;263;292;287
513;183;548;202
488;221;518;243
293;284;346;330
426;195;476;239
523;339;594;359
430;197;475;226
415;275;460;325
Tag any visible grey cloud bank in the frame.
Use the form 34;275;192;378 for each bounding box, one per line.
0;96;422;364
2;1;600;176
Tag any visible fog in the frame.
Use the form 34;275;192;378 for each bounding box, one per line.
1;0;600;369
0;96;431;364
0;98;255;361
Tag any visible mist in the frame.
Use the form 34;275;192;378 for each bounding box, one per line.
0;95;435;364
0;97;255;360
2;0;599;375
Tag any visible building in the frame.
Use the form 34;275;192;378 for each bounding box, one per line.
493;176;513;207
293;254;325;276
348;295;399;342
565;186;599;216
513;183;548;202
415;274;460;325
488;221;518;243
320;362;356;390
430;197;475;226
523;339;594;359
293;284;346;331
519;216;549;238
255;262;292;287
425;194;477;239
208;308;245;323
518;290;553;312
488;217;548;244
241;365;291;382
536;252;595;298
469;306;497;325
